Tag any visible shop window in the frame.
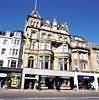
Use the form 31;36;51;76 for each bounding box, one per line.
28;56;34;68
11;60;16;68
0;60;3;67
1;48;6;54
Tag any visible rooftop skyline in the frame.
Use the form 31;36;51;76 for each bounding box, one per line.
0;0;99;43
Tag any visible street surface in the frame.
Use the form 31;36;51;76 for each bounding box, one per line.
0;89;99;100
0;97;99;100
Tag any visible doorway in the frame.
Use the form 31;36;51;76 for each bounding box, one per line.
24;79;35;89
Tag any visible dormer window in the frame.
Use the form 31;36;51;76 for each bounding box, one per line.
48;34;51;39
42;33;46;35
33;21;36;27
52;18;57;26
59;36;62;39
31;30;36;34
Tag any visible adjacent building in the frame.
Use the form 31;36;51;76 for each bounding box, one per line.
0;31;23;88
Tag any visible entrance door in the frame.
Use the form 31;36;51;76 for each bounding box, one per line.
47;78;54;89
24;79;35;89
0;78;6;88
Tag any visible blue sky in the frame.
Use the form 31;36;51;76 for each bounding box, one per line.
0;0;99;43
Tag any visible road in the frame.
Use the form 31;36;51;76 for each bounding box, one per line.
0;96;99;100
0;89;99;100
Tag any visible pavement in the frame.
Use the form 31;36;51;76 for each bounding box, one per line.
0;89;99;96
0;89;99;100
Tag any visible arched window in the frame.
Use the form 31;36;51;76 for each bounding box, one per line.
28;56;34;68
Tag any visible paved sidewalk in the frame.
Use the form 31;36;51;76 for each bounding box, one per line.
0;88;98;94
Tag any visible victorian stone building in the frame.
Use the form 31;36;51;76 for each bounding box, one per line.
20;8;99;90
0;3;99;90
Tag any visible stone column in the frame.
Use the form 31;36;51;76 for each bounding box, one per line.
49;56;51;70
74;72;79;91
94;75;98;91
21;71;25;89
67;59;69;71
77;51;80;67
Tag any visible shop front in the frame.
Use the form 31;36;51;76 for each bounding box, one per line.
0;73;7;88
78;75;95;90
39;76;74;90
59;76;74;90
0;67;22;89
24;74;36;89
39;75;55;89
7;73;21;89
21;68;74;90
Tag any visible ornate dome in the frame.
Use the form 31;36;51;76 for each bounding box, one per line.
52;18;58;26
45;20;50;25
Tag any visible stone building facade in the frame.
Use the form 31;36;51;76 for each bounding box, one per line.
21;9;99;90
0;7;99;90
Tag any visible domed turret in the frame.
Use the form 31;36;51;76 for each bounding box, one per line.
64;22;69;31
52;18;58;26
45;20;50;25
60;22;69;32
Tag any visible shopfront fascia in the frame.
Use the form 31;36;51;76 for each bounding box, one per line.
78;75;94;82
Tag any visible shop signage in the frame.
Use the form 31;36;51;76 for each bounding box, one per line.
0;73;7;77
